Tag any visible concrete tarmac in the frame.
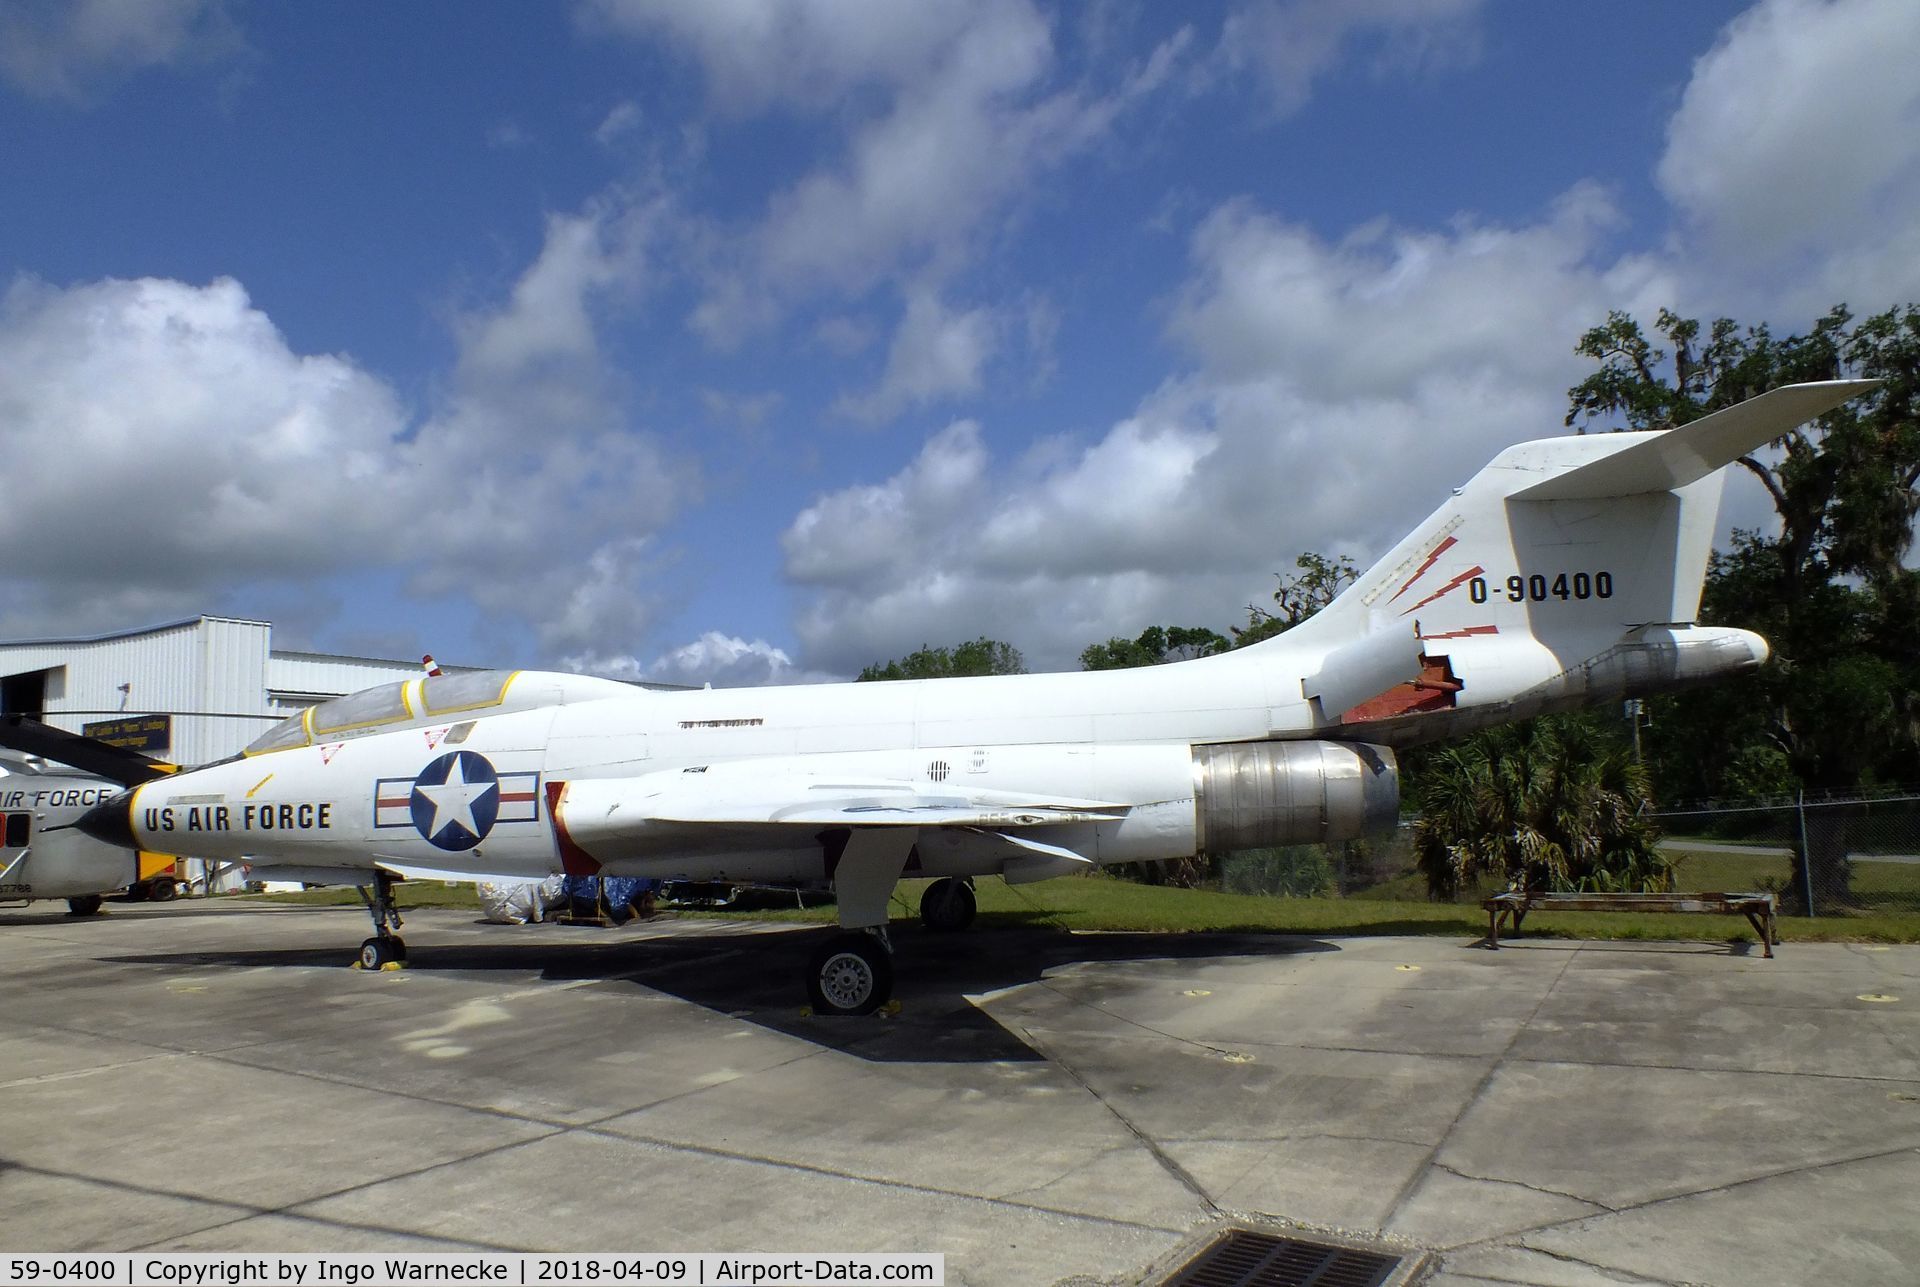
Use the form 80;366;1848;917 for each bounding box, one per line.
1;900;1916;1286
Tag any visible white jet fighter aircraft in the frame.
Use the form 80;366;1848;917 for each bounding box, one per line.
43;380;1872;1013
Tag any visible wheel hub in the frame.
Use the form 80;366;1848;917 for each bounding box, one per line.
818;951;874;1009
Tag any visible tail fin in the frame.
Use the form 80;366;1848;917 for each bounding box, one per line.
1313;379;1876;642
1280;380;1876;738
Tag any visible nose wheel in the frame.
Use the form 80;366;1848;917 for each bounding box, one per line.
359;935;408;969
355;870;407;969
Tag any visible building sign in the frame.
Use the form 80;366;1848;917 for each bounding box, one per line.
83;714;171;752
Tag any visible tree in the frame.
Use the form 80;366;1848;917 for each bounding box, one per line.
1232;552;1359;646
1081;625;1229;671
856;638;1026;682
1567;305;1919;600
1414;713;1668;899
1565;304;1920;908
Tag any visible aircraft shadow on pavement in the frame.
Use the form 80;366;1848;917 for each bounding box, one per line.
103;919;1339;1064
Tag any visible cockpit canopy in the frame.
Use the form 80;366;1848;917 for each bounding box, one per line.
245;669;639;756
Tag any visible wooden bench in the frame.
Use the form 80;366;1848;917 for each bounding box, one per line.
1482;891;1777;958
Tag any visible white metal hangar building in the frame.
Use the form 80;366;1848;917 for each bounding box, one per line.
0;615;491;765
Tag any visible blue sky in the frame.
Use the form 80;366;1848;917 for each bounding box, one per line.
4;0;1917;683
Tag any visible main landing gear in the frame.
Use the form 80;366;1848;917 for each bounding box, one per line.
356;870;408;969
805;828;917;1017
919;876;976;932
807;929;893;1017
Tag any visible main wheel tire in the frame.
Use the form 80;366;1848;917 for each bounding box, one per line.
66;894;104;917
149;878;179;902
359;935;406;969
807;933;893;1016
919;877;977;932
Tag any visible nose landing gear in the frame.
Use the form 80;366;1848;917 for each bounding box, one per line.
805;828;916;1016
356;870;407;969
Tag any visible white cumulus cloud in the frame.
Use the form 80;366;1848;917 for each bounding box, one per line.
0;0;241;102
834;286;1001;423
572;632;838;688
1659;0;1920;313
781;186;1663;674
0;191;691;656
1218;0;1487;116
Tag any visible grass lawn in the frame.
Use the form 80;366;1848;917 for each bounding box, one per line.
254;866;1920;945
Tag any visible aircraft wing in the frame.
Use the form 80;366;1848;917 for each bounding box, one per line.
566;776;1130;829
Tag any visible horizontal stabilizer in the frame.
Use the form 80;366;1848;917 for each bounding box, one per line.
1512;380;1879;500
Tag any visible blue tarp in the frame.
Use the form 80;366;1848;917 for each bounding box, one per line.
560;874;661;923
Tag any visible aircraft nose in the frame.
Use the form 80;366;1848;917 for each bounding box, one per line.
74;791;138;850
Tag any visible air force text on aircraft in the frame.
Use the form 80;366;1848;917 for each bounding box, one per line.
1;787;119;810
136;750;542;844
142;802;336;834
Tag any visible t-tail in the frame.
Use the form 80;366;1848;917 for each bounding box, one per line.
1260;380;1879;746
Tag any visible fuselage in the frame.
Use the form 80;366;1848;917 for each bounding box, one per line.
103;605;1764;889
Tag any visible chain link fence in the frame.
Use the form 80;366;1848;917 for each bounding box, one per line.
1652;790;1920;917
1203;793;1920;918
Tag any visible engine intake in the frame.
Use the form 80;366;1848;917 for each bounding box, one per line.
1191;740;1398;853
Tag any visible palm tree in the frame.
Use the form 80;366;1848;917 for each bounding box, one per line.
1414;714;1669;899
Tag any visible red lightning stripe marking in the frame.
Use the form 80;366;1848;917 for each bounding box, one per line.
1387;535;1458;603
1419;625;1500;640
1401;565;1485;615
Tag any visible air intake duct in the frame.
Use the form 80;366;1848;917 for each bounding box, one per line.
1191;740;1398;854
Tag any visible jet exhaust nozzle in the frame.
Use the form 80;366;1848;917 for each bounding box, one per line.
74;791;139;850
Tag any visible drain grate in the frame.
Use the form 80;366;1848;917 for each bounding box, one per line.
1162;1229;1401;1287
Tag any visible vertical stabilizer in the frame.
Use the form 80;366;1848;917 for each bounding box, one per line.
1259;379;1874;736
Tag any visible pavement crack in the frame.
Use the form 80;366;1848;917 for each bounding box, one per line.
567;1047;828;1128
1447;1139;1920;1256
0;1155;526;1253
1380;942;1581;1228
1509;1051;1920;1086
992;1143;1131;1202
1514;1243;1686;1285
1005;1018;1222;1219
1431;1161;1615;1212
0;1050;193;1091
1024;980;1251;1060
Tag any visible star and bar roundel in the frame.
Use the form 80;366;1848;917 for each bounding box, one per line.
375;752;541;850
